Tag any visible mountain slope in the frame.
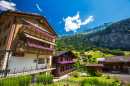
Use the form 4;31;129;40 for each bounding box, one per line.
55;18;130;52
88;18;130;50
56;22;113;40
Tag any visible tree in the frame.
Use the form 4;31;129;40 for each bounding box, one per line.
73;62;80;69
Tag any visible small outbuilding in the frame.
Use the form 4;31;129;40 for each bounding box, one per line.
85;64;103;73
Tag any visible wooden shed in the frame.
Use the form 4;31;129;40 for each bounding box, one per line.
85;64;103;73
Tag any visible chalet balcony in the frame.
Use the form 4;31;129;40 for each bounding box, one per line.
19;25;55;43
16;42;55;55
0;66;56;77
58;61;76;65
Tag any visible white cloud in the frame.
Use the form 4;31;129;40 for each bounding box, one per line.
63;11;94;32
49;19;51;21
36;4;42;12
0;0;16;11
58;21;62;25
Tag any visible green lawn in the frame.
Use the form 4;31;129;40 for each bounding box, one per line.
123;51;130;55
73;50;115;56
69;76;120;83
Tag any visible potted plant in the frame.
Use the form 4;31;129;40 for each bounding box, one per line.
25;42;29;46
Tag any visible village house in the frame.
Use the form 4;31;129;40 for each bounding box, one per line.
97;55;130;74
52;50;77;79
0;10;58;81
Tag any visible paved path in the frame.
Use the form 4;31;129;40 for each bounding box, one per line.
103;73;130;82
53;75;72;82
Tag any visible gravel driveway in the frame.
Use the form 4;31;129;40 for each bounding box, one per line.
103;73;130;82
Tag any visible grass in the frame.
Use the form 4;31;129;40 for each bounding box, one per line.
69;76;121;83
73;50;115;56
123;51;130;55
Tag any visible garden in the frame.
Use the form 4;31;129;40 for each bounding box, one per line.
0;61;129;86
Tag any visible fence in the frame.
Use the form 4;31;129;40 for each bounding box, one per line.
0;65;48;77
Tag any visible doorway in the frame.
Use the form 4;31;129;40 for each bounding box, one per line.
47;58;50;68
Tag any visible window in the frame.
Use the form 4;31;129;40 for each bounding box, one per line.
47;44;50;48
3;36;7;46
3;25;7;32
0;39;3;46
38;58;45;64
19;36;26;43
39;42;44;46
0;29;2;35
7;22;11;29
7;17;9;20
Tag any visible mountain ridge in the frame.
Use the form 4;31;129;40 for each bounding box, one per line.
56;22;113;40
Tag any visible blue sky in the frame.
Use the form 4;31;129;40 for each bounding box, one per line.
0;0;130;35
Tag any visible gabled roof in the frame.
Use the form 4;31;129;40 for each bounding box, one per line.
0;10;58;36
104;55;130;62
85;64;103;67
53;50;78;58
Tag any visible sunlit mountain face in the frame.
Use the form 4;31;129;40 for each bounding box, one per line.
1;0;130;35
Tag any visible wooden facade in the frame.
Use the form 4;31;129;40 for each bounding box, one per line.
52;50;77;78
0;10;57;71
97;56;130;73
85;64;103;73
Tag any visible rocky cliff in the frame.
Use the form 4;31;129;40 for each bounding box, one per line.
89;32;130;50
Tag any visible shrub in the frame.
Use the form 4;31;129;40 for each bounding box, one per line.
114;74;120;82
87;72;91;77
73;62;80;69
79;78;118;86
87;70;95;76
0;75;32;86
72;71;80;78
106;73;111;79
37;74;54;85
95;71;102;77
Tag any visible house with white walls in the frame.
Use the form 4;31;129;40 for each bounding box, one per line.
0;10;58;81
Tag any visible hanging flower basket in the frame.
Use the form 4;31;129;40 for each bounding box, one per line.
25;25;55;38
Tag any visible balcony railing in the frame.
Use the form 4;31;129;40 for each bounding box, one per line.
8;66;46;74
0;66;56;77
60;61;76;64
16;43;54;55
19;25;55;43
54;68;76;77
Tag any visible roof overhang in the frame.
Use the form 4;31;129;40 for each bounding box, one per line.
0;10;58;36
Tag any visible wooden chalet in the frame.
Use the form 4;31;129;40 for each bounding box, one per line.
97;56;130;73
0;10;58;81
52;50;77;79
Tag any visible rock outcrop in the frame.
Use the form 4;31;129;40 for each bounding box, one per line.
89;32;130;50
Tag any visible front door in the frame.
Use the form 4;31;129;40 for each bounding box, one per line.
47;58;50;68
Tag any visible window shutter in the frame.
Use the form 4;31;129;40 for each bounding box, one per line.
56;67;58;73
62;57;63;61
64;66;65;71
58;57;59;62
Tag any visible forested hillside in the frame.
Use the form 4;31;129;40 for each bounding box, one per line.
55;18;130;55
55;34;124;55
56;22;113;40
